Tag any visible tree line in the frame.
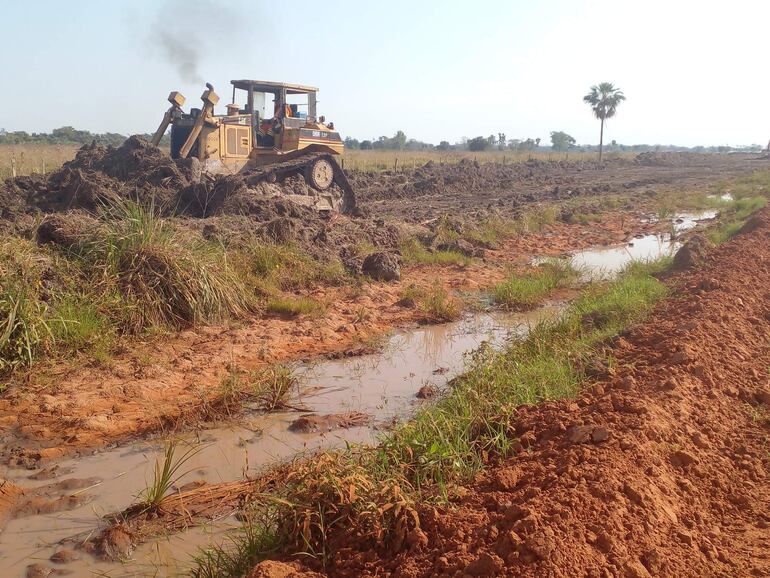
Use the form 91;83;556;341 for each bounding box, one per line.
0;126;168;147
344;131;763;154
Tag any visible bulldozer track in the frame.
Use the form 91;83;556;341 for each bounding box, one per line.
242;153;357;213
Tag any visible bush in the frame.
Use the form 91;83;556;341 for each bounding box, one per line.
91;200;254;331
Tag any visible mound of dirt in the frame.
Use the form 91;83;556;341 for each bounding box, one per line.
672;234;710;270
362;251;401;281
280;208;770;578
67;136;192;189
633;152;717;167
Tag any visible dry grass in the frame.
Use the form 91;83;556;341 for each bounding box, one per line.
0;144;79;179
341;149;635;172
0;143;632;178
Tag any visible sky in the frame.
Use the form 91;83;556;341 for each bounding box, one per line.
2;0;769;147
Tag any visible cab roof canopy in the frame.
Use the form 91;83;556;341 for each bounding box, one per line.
230;80;318;94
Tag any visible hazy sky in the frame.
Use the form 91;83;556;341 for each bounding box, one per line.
2;0;768;147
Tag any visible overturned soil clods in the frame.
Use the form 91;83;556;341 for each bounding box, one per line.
362;251;401;281
672;234;710;270
36;212;102;249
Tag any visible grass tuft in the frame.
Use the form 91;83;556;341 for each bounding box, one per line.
92;200;254;331
265;296;323;317
493;258;579;310
419;283;461;322
400;238;470;266
141;441;202;511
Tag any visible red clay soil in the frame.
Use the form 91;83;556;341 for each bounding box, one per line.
286;211;770;577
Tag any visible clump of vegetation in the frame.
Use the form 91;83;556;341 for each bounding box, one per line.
250;364;298;411
419;283;461;322
463;216;522;247
493;258;580;310
48;295;113;354
521;207;558;232
217;362;300;414
396;283;426;308
90;200;255;331
237;241;347;293
399;237;469;266
0;237;56;373
708;195;767;245
0;282;51;374
141;441;202;511
265;295;323;317
716;169;770;200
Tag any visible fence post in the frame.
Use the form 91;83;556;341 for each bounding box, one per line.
11;155;16;178
394;158;398;171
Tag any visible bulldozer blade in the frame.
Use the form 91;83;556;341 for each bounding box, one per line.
151;110;172;147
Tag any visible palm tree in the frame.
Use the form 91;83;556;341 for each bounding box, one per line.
583;82;625;162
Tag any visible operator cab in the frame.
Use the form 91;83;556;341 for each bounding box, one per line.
229;80;341;154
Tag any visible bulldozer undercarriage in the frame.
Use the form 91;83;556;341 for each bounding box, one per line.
241;152;356;213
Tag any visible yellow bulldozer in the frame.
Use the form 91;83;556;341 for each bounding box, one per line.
152;80;355;213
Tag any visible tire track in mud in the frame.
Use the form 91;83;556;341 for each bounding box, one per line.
286;211;770;578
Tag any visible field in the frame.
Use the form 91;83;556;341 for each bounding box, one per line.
0;140;768;578
1;142;637;178
0;143;80;179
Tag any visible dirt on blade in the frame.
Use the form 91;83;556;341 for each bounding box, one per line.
284;210;770;577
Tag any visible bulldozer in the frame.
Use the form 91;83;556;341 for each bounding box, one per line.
152;80;356;213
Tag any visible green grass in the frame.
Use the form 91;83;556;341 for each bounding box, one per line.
521;206;558;232
400;237;469;266
0;237;56;373
493;258;579;310
191;518;281;578
237;241;348;294
90;200;255;331
396;283;426;308
708;196;767;245
716;169;770;200
462;216;522;246
419;283;461;322
265;295;323;317
141;441;202;511
0;281;51;374
49;295;112;352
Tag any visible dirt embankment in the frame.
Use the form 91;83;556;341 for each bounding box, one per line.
284;210;770;577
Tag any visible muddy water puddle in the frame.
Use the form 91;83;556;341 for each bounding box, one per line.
568;209;716;279
0;307;560;577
